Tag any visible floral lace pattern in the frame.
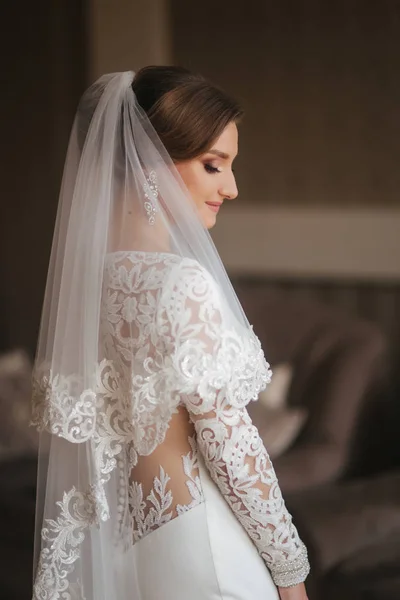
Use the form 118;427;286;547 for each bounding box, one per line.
32;359;135;600
193;408;309;586
32;251;309;598
129;435;204;542
33;484;105;600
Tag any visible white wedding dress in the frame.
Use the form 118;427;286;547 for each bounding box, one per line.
31;72;309;600
100;250;310;600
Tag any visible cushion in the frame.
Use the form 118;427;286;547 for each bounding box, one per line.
248;363;308;459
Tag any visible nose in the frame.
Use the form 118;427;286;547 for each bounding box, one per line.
219;171;238;201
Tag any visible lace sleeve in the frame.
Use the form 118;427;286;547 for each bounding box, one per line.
158;260;310;588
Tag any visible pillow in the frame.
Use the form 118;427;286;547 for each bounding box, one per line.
248;363;308;460
258;362;293;411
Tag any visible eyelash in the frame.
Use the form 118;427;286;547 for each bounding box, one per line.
204;164;221;174
204;163;236;174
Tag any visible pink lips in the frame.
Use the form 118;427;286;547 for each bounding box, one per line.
206;202;222;213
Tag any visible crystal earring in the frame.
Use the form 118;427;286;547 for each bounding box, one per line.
143;170;159;225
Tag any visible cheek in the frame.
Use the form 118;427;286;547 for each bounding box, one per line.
177;164;213;205
194;170;218;203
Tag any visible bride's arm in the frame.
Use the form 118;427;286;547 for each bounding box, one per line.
184;395;310;588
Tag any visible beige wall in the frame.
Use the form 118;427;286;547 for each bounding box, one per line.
212;205;400;280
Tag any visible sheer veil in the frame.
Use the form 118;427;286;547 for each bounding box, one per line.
31;71;269;599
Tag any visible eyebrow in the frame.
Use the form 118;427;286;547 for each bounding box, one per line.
208;149;235;160
208;148;229;160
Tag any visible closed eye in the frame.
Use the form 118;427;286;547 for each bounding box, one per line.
204;164;221;174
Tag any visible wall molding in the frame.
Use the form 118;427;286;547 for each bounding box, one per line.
212;207;400;282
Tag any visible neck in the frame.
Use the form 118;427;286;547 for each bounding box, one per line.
109;204;172;253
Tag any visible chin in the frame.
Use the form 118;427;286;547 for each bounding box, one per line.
205;216;217;230
207;210;218;229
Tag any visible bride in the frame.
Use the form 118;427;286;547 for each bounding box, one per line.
31;66;310;600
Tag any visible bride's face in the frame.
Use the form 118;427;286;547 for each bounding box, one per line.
175;121;239;230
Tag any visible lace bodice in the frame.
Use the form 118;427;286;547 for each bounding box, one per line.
101;251;310;587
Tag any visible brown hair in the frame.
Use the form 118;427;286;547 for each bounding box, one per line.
132;66;243;161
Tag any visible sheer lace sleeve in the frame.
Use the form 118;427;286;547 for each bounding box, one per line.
158;259;310;588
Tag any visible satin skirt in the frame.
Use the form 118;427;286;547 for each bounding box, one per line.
131;458;280;600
